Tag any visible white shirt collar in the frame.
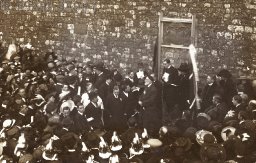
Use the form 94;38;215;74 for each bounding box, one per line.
123;91;128;97
98;72;103;76
91;102;97;108
78;111;83;116
19;112;25;116
128;77;134;82
114;94;118;98
239;120;245;124
208;83;213;86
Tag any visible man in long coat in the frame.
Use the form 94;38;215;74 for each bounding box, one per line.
162;59;179;109
105;85;126;132
162;59;179;124
138;75;161;136
84;92;103;129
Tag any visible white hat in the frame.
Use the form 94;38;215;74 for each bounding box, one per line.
60;100;75;113
197;113;211;121
147;139;163;148
221;126;236;141
3;119;16;128
195;130;216;145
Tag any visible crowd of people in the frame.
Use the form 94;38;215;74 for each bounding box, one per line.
0;42;256;163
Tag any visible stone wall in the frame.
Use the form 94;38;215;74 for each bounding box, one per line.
0;0;256;79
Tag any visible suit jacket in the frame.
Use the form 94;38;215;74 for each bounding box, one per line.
162;66;179;86
0;103;9;119
224;103;246;123
9;104;22;119
236;103;246;112
120;91;137;117
75;77;87;95
177;74;191;109
139;83;162;134
152;80;163;118
220;79;237;107
54;127;70;138
105;93;125;122
84;102;102;129
134;70;148;87
94;73;105;89
139;84;157;109
201;82;217;110
162;66;179;108
124;77;136;87
98;82;113;105
83;73;96;84
215;102;229;123
60;150;84;163
71;110;90;135
207;102;228;123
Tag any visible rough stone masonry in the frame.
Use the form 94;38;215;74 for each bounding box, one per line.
0;0;256;79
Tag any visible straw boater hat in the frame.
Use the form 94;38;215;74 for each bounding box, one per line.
2;119;16;129
59;99;75;113
197;113;211;121
147;139;163;148
196;113;211;129
221;126;236;141
14;56;20;61
196;130;217;145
